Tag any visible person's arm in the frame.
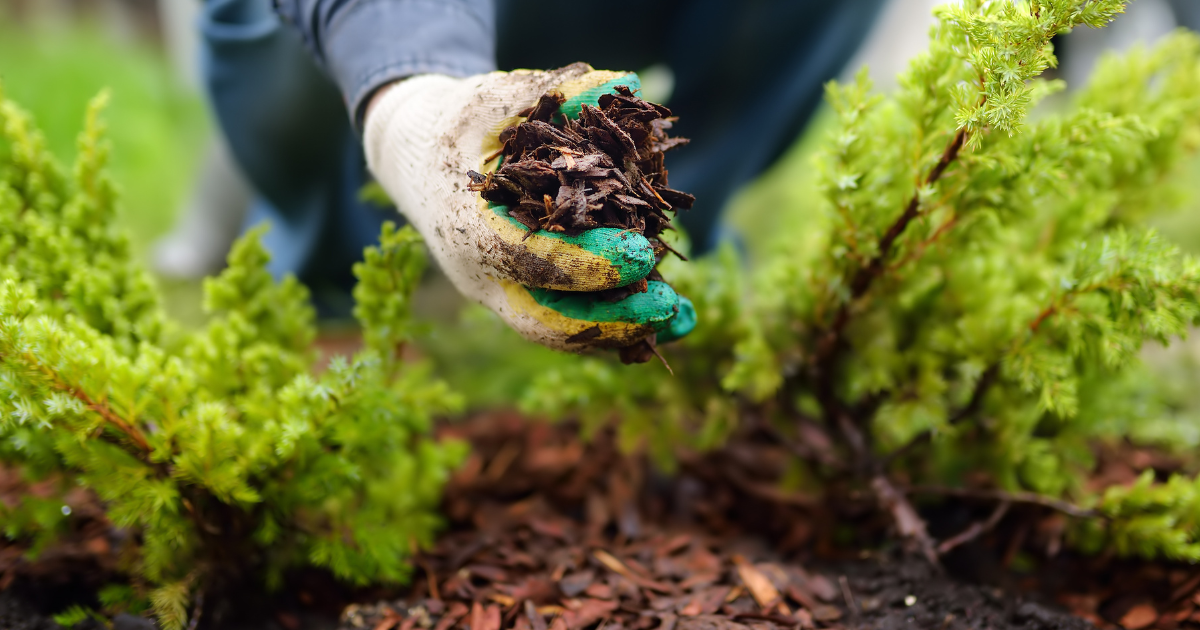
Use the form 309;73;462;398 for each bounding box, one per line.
268;3;694;351
272;0;497;128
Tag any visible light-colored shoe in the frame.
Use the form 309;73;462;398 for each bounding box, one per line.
153;136;251;279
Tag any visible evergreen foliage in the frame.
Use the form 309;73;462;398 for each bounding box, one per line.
523;0;1200;563
8;0;1200;623
0;89;465;627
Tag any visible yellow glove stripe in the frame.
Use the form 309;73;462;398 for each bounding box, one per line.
555;69;631;106
502;280;653;346
476;199;624;291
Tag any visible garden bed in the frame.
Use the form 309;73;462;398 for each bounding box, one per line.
4;412;1195;630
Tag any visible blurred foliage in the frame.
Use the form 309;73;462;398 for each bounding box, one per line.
0;22;208;255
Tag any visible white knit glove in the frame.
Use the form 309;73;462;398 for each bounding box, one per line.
363;63;694;351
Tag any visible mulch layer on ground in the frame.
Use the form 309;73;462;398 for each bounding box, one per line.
3;413;1200;630
333;414;1169;630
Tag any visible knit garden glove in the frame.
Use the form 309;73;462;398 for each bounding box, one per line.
363;63;695;351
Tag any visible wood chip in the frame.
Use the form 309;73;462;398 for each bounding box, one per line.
733;556;789;614
488;593;516;608
559;571;596;597
470;601;485;630
1119;603;1158;630
593;549;673;593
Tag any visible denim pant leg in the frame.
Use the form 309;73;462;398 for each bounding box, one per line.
200;0;388;313
1168;0;1200;30
497;0;885;254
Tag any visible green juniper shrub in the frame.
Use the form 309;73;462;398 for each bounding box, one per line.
522;0;1200;563
0;89;466;628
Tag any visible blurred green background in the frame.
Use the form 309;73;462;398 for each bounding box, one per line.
0;19;208;256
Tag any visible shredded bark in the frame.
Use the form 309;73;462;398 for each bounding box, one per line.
468;86;695;363
467;86;693;244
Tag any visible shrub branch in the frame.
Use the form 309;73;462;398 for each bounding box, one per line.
16;350;152;455
804;126;972;567
906;485;1101;519
812;127;970;377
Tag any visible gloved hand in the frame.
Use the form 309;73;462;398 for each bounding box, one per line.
363;63;695;351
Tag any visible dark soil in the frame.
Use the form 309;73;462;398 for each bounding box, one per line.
5;413;1198;630
0;590;60;630
835;558;1090;630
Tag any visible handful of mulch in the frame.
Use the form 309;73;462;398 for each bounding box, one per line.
468;85;694;242
467;85;695;364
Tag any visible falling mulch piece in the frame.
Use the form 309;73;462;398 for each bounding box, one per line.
467;86;695;363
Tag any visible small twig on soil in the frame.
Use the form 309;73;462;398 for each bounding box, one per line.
872;475;941;567
937;501;1011;555
905;485;1100;519
186;590;204;630
839;575;860;625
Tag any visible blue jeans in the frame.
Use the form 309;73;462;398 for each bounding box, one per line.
200;0;884;307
